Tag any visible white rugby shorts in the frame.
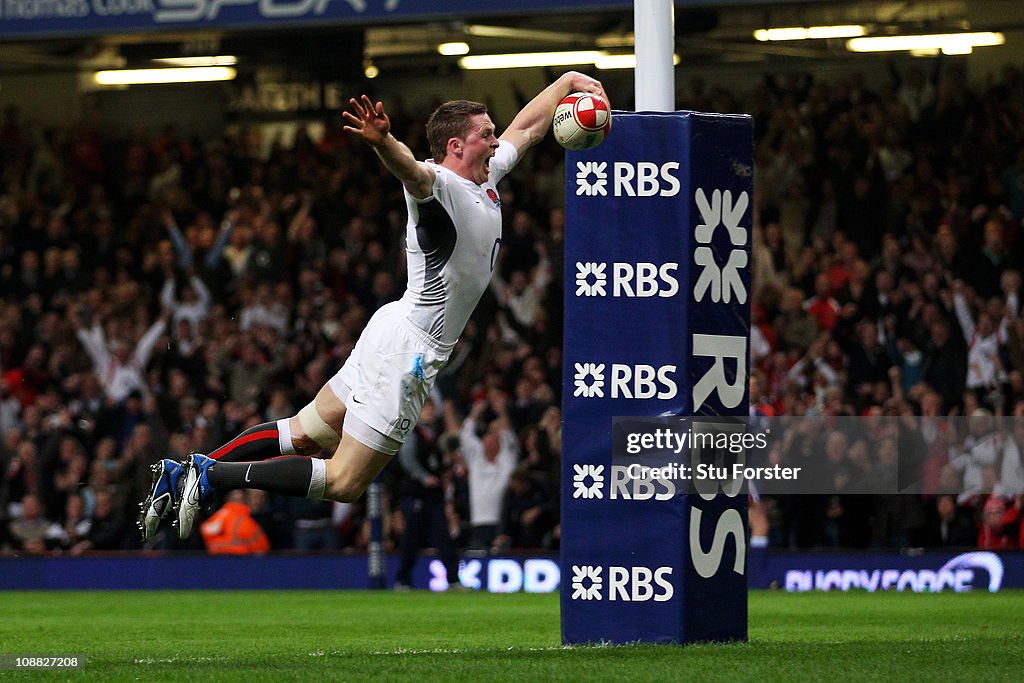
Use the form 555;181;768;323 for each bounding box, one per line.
328;301;452;455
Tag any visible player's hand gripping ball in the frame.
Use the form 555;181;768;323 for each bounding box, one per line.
552;92;612;151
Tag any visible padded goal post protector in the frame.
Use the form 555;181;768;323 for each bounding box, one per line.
561;111;753;644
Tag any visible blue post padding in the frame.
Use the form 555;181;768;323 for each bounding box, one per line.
560;111;752;645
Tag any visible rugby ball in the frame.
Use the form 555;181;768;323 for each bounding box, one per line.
552;92;611;151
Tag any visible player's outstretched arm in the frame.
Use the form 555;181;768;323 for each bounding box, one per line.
500;71;608;154
343;95;435;199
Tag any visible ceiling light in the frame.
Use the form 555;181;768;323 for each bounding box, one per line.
940;44;973;55
438;42;470;56
151;55;238;67
459;50;683;71
596;33;635;48
754;25;866;41
754;27;807;41
807;25;867;39
458;51;602;70
594;53;681;70
93;67;237;86
594;53;637;70
464;24;590;42
847;32;1003;53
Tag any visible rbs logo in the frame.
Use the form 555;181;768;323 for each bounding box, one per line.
573;363;677;400
575;161;681;198
571;565;674;602
575;262;679;298
610;466;674;500
571;464;675;501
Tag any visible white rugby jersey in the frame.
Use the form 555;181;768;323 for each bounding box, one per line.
400;139;520;347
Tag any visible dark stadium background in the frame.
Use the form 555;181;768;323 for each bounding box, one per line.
1;0;1023;596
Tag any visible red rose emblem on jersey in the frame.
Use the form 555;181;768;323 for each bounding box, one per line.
486;189;500;206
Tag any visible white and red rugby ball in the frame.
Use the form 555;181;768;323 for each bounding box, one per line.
552;92;611;151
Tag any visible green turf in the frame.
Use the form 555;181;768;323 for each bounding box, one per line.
1;590;1021;681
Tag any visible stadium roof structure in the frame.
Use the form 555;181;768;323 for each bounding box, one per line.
0;0;1018;79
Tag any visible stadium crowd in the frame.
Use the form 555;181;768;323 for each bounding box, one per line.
2;59;1024;560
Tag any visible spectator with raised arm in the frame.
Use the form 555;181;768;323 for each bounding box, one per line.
951;279;1009;408
160;270;211;331
460;395;520;550
70;305;168;404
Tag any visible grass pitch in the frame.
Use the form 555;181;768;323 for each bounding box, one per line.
2;590;1022;681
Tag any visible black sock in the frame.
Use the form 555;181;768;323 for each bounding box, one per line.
208;457;314;498
208;422;285;463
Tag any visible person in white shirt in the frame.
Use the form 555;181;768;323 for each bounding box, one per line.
71;307;166;404
238;283;290;335
459;397;520;549
950;409;1001;504
142;72;608;543
160;271;211;330
952;279;1009;396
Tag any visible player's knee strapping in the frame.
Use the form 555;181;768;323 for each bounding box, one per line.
297;401;341;450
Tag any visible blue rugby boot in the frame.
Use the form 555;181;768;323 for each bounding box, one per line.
176;453;217;540
138;459;184;542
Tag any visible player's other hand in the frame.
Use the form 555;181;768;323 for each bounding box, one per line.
342;95;391;146
562;71;609;109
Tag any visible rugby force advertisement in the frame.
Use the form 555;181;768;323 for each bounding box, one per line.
1;551;1018;593
560;111;753;645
